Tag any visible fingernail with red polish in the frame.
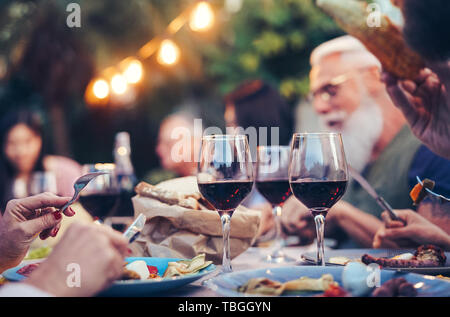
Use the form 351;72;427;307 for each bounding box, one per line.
68;207;76;215
53;212;62;220
51;228;59;237
127;248;132;254
39;231;48;240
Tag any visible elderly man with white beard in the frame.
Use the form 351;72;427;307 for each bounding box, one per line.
281;36;450;248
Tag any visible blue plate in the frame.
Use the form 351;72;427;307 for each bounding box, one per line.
207;266;450;297
3;257;216;297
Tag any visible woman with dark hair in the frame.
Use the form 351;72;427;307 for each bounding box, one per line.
0;110;82;213
224;80;294;146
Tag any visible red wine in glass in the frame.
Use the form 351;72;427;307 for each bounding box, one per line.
255;179;292;206
79;193;119;219
290;180;347;217
198;180;254;216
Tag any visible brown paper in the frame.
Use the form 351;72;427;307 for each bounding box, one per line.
131;194;261;264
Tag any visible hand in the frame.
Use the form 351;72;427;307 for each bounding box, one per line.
25;222;129;297
0;193;74;271
280;197;315;245
382;68;450;160
253;202;275;238
373;209;450;249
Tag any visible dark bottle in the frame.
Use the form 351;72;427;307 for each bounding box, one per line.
114;132;137;217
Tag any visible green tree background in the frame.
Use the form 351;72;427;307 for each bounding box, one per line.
0;0;342;179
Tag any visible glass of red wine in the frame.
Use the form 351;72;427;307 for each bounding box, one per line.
255;145;293;263
289;133;348;266
197;135;254;273
78;164;120;221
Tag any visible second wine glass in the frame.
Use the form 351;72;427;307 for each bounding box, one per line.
255;145;293;263
197;135;254;273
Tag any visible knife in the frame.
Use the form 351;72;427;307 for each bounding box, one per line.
348;166;405;224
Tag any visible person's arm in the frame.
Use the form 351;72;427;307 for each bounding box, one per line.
382;68;450;160
329;200;383;248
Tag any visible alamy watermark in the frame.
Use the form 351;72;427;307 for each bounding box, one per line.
66;3;81;28
66;263;81;288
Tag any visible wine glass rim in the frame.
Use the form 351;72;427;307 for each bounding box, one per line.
202;134;247;140
292;132;342;138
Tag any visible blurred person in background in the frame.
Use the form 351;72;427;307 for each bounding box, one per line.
0;109;91;248
0;110;81;211
383;0;450;160
224;80;294;238
0;193;128;296
148;106;203;184
281;36;450;248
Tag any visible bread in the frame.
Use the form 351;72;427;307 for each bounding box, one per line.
316;0;425;79
135;179;202;210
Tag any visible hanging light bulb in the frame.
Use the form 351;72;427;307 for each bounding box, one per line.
92;78;109;99
157;39;180;66
111;74;128;95
189;1;214;32
122;59;143;84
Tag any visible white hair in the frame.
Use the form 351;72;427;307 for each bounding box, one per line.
310;35;381;70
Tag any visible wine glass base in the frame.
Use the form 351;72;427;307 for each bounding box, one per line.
263;253;296;264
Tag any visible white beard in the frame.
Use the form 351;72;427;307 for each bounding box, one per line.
318;98;383;173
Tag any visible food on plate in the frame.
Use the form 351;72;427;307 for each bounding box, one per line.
361;245;447;268
238;274;338;295
316;0;425;79
372;277;417;297
17;263;41;277
342;262;374;296
163;254;213;278
319;284;350;297
25;246;52;260
237;277;285;296
118;254;212;281
329;256;352;265
391;253;414;260
410;178;435;205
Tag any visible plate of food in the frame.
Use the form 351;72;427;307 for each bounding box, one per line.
301;245;450;275
207;264;450;297
2;254;216;296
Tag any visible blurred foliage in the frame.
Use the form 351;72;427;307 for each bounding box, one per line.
0;0;343;177
204;0;343;101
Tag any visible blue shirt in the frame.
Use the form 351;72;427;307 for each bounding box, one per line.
408;145;450;199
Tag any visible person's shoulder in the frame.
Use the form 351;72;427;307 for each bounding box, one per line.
409;145;450;196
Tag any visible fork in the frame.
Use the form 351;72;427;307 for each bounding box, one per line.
60;172;109;213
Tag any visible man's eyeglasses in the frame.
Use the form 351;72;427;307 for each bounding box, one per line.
308;72;353;102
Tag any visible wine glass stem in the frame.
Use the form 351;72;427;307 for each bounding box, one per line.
314;213;326;266
220;212;232;273
271;205;283;254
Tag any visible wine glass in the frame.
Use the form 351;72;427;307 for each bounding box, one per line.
28;171;57;195
197;135;254;273
289;133;348;266
78;164;120;221
255;145;293;263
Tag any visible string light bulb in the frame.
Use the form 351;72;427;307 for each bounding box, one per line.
189;1;214;32
122;59;143;84
92;79;109;99
111;74;128;95
157;39;180;66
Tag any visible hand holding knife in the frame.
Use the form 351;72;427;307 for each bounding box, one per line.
348;166;406;225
